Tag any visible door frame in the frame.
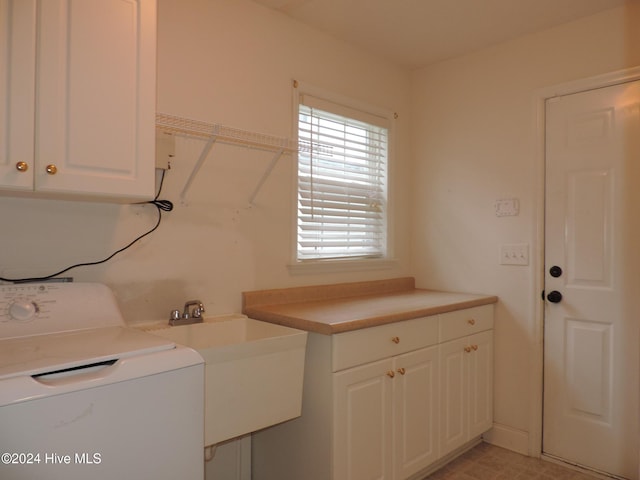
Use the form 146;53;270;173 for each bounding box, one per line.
529;65;640;458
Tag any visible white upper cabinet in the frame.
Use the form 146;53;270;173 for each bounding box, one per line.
0;0;156;202
0;0;37;192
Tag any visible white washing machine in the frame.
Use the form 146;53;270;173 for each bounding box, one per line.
0;282;204;480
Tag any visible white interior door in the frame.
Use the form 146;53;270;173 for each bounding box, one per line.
543;79;640;479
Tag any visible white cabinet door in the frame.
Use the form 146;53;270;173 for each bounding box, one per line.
439;337;468;457
334;358;394;480
35;0;156;201
0;0;36;191
467;331;493;438
394;346;439;480
439;331;493;457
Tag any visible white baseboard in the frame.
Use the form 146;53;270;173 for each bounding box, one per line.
482;423;530;456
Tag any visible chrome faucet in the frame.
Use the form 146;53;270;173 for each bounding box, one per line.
169;300;205;326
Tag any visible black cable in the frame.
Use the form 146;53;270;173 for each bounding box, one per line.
0;170;174;284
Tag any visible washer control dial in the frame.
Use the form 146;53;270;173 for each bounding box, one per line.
8;299;39;321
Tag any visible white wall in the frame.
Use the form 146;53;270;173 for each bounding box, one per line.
0;0;412;324
410;3;640;453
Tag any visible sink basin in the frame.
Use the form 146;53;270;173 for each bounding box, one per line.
144;315;307;446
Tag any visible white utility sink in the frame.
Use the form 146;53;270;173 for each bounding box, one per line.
144;315;307;446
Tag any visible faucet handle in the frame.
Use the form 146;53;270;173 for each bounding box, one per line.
193;303;205;318
170;309;181;321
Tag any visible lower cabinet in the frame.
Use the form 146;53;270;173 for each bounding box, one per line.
252;304;494;480
439;330;493;457
394;347;441;479
334;346;439;480
334;357;394;480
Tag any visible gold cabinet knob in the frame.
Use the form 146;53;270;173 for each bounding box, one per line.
468;318;476;326
391;336;400;344
472;344;479;351
15;161;29;172
397;367;406;375
464;346;472;353
45;164;58;175
386;370;395;378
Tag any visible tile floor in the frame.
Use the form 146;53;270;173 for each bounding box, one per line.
424;442;597;480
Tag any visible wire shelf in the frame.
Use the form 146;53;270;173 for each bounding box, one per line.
156;113;297;153
155;113;297;203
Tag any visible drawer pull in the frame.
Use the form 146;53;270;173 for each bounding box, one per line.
397;367;406;375
472;344;479;351
16;161;29;172
468;318;476;326
386;370;395;378
464;346;472;353
391;336;400;344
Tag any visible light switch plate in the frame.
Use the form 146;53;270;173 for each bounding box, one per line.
500;243;529;265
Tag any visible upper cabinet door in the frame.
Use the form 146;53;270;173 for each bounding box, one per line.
36;0;156;202
0;0;36;191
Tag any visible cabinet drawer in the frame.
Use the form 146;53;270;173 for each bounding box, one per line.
332;315;438;372
438;305;494;343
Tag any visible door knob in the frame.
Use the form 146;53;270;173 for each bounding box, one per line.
549;266;563;277
547;290;563;303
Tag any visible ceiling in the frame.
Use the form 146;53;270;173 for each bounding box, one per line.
252;0;631;69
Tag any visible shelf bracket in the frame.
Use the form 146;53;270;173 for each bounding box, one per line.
248;148;285;206
180;133;218;202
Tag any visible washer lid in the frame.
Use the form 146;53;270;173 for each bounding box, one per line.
0;327;176;380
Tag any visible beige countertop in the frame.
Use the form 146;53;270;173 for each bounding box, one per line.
242;278;498;335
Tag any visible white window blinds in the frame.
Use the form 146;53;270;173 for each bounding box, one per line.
297;94;389;261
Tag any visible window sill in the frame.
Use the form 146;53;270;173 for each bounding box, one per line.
287;258;398;275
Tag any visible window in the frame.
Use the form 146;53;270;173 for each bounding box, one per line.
296;91;389;262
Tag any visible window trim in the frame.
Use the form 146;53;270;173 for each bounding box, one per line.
288;81;396;272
